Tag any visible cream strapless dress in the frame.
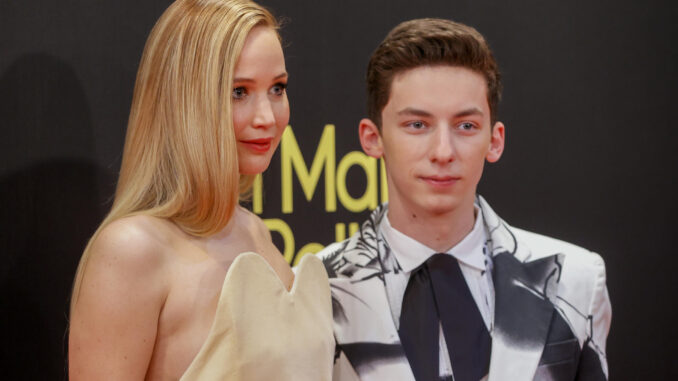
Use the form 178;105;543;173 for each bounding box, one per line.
180;252;335;381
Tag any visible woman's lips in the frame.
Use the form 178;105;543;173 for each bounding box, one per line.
240;138;272;153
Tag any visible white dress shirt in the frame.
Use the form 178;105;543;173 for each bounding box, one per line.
380;208;495;378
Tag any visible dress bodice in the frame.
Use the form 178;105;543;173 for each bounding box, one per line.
180;252;334;381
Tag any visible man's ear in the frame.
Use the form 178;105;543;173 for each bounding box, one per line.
486;121;505;163
359;118;384;158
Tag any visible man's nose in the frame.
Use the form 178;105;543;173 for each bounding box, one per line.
429;126;455;164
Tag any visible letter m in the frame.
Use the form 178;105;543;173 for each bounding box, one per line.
281;125;336;213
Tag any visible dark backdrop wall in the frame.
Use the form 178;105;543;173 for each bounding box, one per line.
1;0;676;379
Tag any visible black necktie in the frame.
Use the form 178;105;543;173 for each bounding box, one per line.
399;253;491;381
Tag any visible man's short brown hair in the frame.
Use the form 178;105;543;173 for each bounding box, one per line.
366;18;502;127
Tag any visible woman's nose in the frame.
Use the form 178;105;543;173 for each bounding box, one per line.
252;96;275;128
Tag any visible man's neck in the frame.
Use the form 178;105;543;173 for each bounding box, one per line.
386;198;476;253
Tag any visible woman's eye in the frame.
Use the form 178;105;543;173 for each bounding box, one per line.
232;87;247;100
270;82;287;96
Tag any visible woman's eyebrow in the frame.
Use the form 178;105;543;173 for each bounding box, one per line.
233;72;288;83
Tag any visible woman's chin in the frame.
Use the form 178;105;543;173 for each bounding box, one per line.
238;159;272;175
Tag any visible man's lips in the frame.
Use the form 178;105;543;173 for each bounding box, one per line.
420;175;460;187
240;138;273;153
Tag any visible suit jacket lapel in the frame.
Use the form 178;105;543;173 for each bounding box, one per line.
478;196;563;381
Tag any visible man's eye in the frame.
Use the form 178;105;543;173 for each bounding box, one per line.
407;121;426;129
458;122;475;130
232;87;247;100
270;82;287;96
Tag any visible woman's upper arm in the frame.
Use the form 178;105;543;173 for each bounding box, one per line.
69;219;168;380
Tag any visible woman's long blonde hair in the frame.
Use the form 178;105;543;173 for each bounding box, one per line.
71;0;278;307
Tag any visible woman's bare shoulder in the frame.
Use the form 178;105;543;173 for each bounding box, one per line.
75;214;178;306
90;214;177;267
97;215;178;255
236;206;273;239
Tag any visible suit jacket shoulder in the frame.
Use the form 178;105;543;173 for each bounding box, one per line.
513;227;604;266
511;226;609;340
511;226;609;327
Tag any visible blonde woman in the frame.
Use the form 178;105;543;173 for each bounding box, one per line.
68;1;334;379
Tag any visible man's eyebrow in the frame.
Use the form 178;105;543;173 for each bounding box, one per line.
454;107;484;118
233;72;288;83
397;107;433;117
396;107;484;118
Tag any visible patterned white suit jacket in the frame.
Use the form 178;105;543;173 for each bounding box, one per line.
317;196;611;381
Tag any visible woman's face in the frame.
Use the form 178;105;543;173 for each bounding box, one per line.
232;26;289;175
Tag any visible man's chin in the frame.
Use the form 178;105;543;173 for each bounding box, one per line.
420;198;461;216
417;191;477;216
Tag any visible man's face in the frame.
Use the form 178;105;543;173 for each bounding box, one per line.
361;65;504;217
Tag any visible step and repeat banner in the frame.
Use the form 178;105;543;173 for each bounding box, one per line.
1;0;676;379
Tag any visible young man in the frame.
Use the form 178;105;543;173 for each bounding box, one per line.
318;19;611;381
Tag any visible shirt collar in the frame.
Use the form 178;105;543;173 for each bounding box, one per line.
381;207;487;273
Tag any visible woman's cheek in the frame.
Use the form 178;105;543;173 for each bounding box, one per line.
231;107;249;137
276;100;290;127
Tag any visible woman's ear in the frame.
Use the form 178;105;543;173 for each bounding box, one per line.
486;121;505;163
359;118;384;158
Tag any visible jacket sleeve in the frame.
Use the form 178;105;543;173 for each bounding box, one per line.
576;253;612;380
